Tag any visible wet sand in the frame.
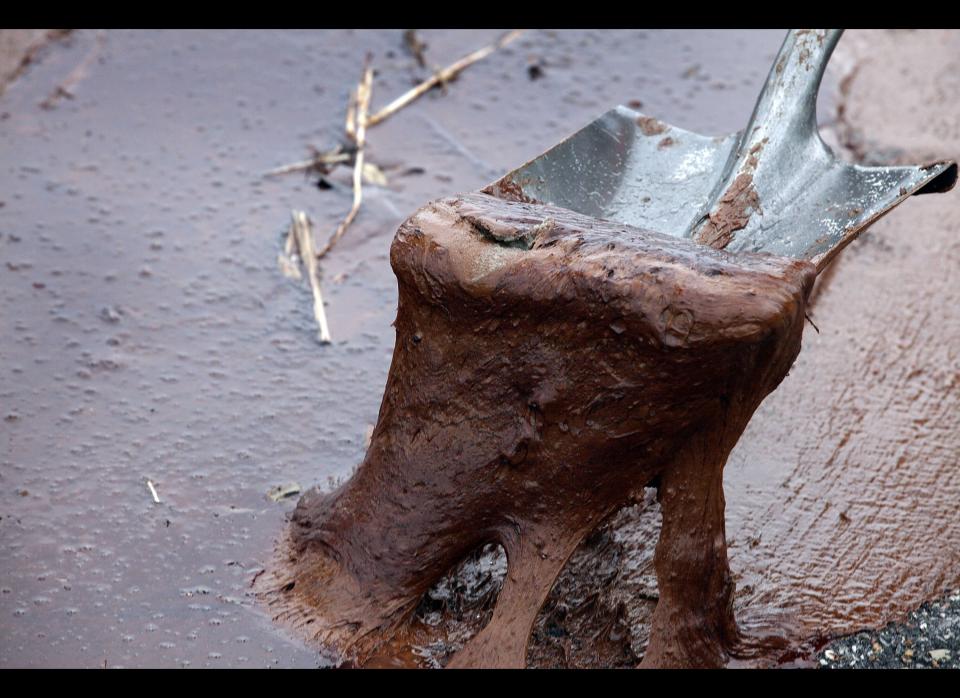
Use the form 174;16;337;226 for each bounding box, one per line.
1;29;956;668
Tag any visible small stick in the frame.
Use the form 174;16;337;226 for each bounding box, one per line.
263;149;351;178
345;87;358;141
40;31;107;110
290;211;332;343
316;59;374;260
263;158;318;178
147;480;160;504
284;220;296;257
366;29;524;128
266;30;523;184
403;29;428;68
250;569;266;589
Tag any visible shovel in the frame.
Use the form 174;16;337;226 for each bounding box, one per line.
484;29;957;270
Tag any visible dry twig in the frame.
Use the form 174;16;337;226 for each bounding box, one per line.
40;31;106;110
2;30;72;97
269;30;522;272
146;479;160;504
315;59;374;260
403;29;428;68
345;86;358;141
263;146;352;178
366;29;524;128
287;211;332;343
265;30;522;186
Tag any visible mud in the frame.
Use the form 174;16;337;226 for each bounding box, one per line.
2;28;956;670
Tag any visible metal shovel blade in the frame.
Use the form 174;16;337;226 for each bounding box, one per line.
484;29;957;271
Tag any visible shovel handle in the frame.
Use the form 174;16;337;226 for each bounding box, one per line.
741;29;843;154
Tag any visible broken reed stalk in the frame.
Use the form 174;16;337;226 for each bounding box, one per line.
290;211;332;344
40;30;107;110
265;29;523;180
403;29;428;69
316;60;374;260
366;29;524;128
264;149;351;178
345;86;358;141
284;220;297;258
270;30;523;267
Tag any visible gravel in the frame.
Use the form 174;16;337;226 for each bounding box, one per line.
819;589;960;669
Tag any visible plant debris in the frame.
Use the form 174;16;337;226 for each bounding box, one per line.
403;29;428;68
367;29;524;128
40;31;106;110
280;211;332;343
263;143;353;179
361;161;388;187
267;483;302;502
266;30;523;268
315;58;374;260
0;29;72;98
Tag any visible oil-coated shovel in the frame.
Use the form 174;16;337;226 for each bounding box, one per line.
484;29;957;270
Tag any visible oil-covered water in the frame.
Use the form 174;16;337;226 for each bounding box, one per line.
13;29;953;669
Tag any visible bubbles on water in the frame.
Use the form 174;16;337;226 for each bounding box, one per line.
0;26;792;670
